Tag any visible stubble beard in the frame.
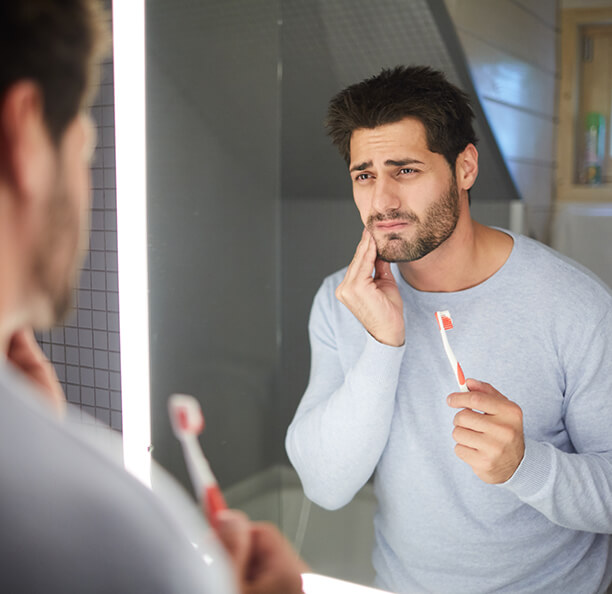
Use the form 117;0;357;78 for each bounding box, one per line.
31;171;83;326
367;181;461;263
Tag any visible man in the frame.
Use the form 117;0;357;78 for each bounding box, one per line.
286;65;612;593
0;1;304;592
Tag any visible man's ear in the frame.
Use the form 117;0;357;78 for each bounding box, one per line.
455;143;479;192
0;81;53;206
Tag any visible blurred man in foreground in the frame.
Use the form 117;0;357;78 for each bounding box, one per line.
0;1;304;592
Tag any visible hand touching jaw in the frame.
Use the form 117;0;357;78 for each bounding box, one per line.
335;229;405;347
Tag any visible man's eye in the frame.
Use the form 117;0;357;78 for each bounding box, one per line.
355;173;371;181
399;168;416;175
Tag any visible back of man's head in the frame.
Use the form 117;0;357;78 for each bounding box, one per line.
0;0;108;145
325;65;478;169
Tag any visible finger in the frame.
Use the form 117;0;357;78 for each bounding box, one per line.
465;378;498;394
447;386;505;414
373;257;393;281
343;229;376;283
454;442;480;466
214;509;252;580
453;407;492;431
452;425;487;450
244;523;307;594
250;523;309;573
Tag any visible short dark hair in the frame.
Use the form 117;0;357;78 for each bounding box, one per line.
325;65;478;168
0;0;109;144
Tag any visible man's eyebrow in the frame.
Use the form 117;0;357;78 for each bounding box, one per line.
349;161;372;173
385;158;425;167
349;158;425;173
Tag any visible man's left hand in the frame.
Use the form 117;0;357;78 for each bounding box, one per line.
447;378;524;484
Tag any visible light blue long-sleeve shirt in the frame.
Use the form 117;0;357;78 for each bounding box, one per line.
286;231;612;593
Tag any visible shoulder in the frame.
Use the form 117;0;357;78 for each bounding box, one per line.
310;266;348;310
513;233;611;305
309;266;368;341
0;367;231;593
321;266;349;291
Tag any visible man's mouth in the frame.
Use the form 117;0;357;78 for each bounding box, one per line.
374;220;412;232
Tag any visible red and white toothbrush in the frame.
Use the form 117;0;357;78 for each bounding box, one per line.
168;393;227;528
435;310;468;392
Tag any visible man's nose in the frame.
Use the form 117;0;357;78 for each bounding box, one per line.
372;177;401;214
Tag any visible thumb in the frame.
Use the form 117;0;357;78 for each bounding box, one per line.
215;509;251;579
465;378;495;394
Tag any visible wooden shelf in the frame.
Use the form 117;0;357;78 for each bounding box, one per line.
557;184;612;203
557;7;612;203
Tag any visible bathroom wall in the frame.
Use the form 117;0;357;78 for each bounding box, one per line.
145;0;282;494
444;0;559;241
37;1;122;431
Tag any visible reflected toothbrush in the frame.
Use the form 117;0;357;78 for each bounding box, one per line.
435;310;469;392
168;393;227;528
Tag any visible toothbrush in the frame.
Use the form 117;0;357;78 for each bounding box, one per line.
168;393;227;528
435;310;469;392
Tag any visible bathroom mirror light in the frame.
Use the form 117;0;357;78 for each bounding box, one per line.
301;573;393;594
112;0;151;487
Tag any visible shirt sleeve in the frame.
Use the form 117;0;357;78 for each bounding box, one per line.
285;278;405;510
500;307;612;533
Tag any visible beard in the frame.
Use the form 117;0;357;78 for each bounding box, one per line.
366;180;461;263
31;167;85;326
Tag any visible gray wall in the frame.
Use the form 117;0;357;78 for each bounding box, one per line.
146;0;281;492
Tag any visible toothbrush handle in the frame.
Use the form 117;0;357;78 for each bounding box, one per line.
440;330;469;392
456;362;469;392
204;484;228;528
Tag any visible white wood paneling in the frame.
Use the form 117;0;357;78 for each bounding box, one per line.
481;99;555;163
506;159;555;207
457;31;556;115
561;0;612;7
446;0;557;72
513;0;558;26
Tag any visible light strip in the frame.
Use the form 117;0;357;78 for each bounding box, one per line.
301;573;394;594
112;1;151;487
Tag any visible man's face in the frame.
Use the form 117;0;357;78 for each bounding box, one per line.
349;117;460;262
31;113;95;325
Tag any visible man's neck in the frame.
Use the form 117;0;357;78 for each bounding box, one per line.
397;219;514;293
0;207;30;354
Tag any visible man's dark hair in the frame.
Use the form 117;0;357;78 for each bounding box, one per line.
0;0;109;144
326;65;478;168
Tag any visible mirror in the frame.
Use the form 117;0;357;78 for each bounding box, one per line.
144;0;559;585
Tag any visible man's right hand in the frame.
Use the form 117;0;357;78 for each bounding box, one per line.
215;509;308;594
335;229;405;346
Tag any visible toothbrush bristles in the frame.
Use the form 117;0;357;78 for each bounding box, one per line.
436;311;454;331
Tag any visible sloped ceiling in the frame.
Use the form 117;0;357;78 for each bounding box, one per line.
280;0;520;203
